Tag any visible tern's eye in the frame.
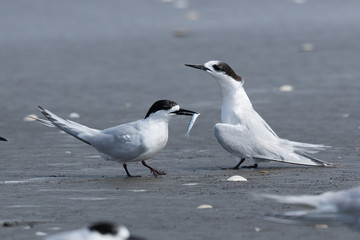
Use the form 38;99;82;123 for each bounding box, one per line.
213;65;221;71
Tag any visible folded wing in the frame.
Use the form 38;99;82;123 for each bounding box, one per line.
214;123;333;167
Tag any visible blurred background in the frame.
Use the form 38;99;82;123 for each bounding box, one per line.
1;0;360;239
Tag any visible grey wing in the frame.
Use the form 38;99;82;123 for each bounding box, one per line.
213;123;273;158
92;123;147;161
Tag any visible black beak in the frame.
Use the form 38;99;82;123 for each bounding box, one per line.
0;137;7;141
172;108;198;116
185;64;210;71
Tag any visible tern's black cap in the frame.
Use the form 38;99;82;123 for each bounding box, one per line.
185;61;243;82
145;100;178;119
88;222;118;235
212;62;242;82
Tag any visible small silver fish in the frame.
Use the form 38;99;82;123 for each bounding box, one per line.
185;113;200;137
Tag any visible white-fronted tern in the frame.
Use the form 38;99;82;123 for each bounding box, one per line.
35;100;198;177
186;60;333;168
45;222;143;240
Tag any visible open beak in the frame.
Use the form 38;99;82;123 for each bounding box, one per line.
185;64;210;71
172;108;198;116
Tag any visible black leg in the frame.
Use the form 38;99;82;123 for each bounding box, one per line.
222;158;246;170
142;161;166;177
123;163;141;177
242;163;258;169
222;159;258;170
232;158;246;169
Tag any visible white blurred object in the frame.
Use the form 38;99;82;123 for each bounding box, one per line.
36;232;48;236
45;222;141;240
279;85;294;92
300;43;314;52
257;185;360;230
69;113;80;119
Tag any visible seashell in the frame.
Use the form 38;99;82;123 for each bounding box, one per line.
197;204;213;209
226;175;247;182
279;85;293;92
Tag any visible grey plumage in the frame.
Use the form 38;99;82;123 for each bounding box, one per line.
34;100;197;177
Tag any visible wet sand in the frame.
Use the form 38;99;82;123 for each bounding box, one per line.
1;0;360;239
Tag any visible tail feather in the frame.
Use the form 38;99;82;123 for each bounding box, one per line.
253;153;335;167
0;136;7;141
295;151;336;167
38;106;99;145
30;115;56;128
282;139;331;154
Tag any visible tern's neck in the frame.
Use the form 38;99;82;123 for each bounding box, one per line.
220;85;253;124
144;115;171;126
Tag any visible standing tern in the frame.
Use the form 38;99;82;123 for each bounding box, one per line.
257;186;360;230
185;60;333;168
0;137;7;141
35;100;198;177
45;222;144;240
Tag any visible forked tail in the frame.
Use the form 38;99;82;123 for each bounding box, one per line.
282;139;331;154
36;106;99;145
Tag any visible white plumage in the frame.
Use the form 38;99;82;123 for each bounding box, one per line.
186;60;333;168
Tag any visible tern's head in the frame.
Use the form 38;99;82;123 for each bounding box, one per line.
87;222;143;240
145;100;197;120
185;60;243;92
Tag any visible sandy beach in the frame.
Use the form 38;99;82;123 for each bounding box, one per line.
1;0;360;239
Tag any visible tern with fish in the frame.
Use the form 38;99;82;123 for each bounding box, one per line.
34;100;199;177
